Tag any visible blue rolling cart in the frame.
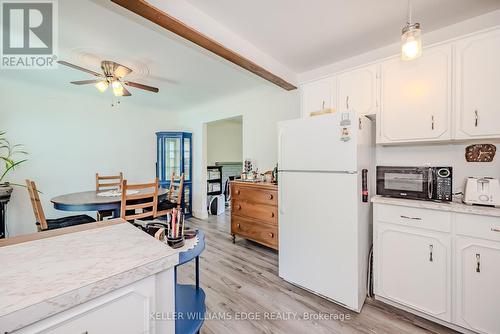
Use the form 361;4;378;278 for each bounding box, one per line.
175;231;206;334
156;132;193;217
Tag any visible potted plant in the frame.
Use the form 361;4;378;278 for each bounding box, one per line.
0;131;28;201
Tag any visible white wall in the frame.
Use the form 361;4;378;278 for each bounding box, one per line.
207;118;243;165
0;75;179;236
178;86;300;218
376;144;500;194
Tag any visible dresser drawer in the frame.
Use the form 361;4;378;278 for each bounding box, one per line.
232;200;278;225
232;185;278;206
375;204;452;233
231;216;278;249
455;213;500;242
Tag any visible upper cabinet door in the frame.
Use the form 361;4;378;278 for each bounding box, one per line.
378;45;452;144
300;77;337;118
455;28;500;139
338;64;379;115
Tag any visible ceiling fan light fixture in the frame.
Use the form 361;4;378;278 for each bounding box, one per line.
401;0;422;61
112;80;124;97
95;81;109;93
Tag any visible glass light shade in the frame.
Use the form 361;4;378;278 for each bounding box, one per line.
401;23;422;61
94;81;108;93
111;80;124;97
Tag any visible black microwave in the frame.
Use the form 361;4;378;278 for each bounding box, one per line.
377;166;453;202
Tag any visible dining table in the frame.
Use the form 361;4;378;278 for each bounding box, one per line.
51;188;169;219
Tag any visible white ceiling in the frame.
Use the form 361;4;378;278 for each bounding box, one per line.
0;0;272;112
186;0;500;72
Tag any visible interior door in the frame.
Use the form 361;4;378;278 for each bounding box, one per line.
279;171;360;310
376;223;451;321
338;64;379;115
455;236;500;333
379;44;452;143
455;29;500;139
278;112;357;172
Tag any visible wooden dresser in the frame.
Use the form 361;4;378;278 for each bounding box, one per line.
230;181;278;250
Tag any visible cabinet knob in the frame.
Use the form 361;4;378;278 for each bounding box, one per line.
237;205;242;210
236;190;240;195
270;212;275;218
237;223;241;228
268;232;274;238
268;194;273;200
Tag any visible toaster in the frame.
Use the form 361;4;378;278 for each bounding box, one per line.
463;177;500;207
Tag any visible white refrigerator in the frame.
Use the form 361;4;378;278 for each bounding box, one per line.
278;111;374;312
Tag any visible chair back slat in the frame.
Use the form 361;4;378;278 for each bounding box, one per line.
26;179;48;231
120;178;158;221
157;173;184;217
96;172;123;191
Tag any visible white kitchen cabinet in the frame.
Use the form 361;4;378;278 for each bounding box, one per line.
300;77;337;118
16;271;175;334
374;199;500;334
338;64;379;116
378;44;452;144
454;28;500;140
454;236;500;334
375;222;451;321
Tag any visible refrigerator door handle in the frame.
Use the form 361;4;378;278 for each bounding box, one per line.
279;175;285;215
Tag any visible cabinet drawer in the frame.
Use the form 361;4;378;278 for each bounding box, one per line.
232;185;278;206
455;213;500;242
375;204;451;233
232;200;278;225
231;216;278;249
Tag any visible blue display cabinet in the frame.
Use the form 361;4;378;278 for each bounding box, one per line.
156;132;192;217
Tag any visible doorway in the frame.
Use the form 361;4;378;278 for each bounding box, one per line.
206;116;243;217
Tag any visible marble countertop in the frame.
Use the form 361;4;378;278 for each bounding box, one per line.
372;195;500;218
0;221;179;332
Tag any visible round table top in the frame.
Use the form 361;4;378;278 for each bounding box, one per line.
51;188;168;210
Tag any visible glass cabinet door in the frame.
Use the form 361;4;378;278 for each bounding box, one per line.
162;136;181;180
183;136;191;181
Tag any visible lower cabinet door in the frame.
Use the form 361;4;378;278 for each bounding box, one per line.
455;237;500;334
376;223;451;321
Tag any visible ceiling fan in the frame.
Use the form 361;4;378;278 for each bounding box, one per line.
57;60;159;97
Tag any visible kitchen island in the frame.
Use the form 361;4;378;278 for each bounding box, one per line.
0;219;178;334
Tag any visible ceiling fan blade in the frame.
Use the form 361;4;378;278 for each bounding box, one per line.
58;60;102;77
121;86;132;96
124;81;159;93
70;79;103;85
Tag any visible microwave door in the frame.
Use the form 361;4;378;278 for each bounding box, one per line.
377;167;430;200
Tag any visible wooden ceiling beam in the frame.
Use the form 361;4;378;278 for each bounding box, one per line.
110;0;297;91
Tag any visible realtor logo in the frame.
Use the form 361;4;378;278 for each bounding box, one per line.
1;0;58;69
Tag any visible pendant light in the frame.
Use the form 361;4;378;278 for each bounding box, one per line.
401;0;422;61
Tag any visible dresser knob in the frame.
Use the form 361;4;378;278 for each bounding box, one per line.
271;212;275;218
236;190;240;195
237;223;241;228
237;205;242;210
268;232;274;238
268;194;273;200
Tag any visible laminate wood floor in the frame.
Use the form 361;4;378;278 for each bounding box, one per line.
177;211;457;334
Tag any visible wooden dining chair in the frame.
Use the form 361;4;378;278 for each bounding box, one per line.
26;180;96;232
95;172;123;221
156;173;185;218
120;178;159;222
